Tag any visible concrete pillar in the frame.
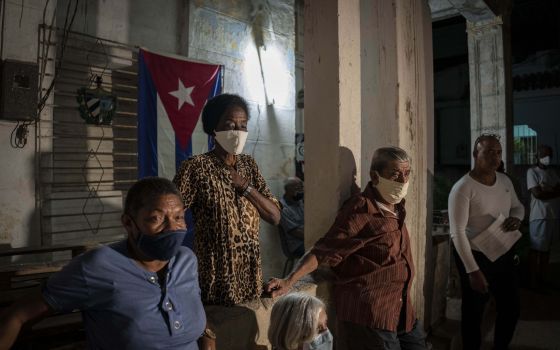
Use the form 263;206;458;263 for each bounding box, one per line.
304;2;361;344
305;0;433;327
304;0;361;251
467;11;513;167
394;0;434;323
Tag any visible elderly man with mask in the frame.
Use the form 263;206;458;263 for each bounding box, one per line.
0;177;214;350
266;147;426;350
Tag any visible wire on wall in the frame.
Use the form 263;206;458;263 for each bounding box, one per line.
10;121;29;148
8;0;58;149
38;0;56;105
37;0;79;115
18;0;24;28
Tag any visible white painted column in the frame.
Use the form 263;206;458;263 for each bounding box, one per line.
359;0;435;324
304;2;361;347
467;15;513;166
305;0;433;328
395;0;434;323
304;0;361;251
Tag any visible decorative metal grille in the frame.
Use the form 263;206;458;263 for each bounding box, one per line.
37;25;138;246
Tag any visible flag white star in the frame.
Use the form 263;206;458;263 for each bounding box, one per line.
169;79;195;110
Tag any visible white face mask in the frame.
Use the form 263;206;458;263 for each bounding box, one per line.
214;130;248;155
539;156;551;166
303;329;333;350
374;171;409;204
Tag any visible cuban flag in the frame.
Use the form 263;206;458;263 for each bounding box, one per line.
138;48;222;180
138;48;222;247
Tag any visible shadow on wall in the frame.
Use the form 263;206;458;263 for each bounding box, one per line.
339;146;361;199
307;146;359;350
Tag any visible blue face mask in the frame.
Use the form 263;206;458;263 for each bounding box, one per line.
304;329;333;350
135;228;187;261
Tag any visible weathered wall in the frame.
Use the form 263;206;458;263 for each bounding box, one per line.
59;0;189;54
305;0;434;335
1;0;294;278
53;0;291;271
0;0;189;248
0;120;38;248
0;0;56;249
187;0;296;279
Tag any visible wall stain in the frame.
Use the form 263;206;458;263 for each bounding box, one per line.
0;209;17;244
406;98;415;142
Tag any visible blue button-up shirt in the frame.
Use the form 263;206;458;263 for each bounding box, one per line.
42;241;206;349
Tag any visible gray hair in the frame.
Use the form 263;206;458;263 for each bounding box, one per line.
370;146;411;172
268;293;325;350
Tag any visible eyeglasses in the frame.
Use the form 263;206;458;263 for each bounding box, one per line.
389;170;412;182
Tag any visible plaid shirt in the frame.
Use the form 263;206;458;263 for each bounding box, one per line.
310;182;415;332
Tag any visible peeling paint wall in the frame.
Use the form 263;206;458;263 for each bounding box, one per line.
0;130;36;248
1;0;295;278
0;0;189;249
188;0;296;279
0;0;54;249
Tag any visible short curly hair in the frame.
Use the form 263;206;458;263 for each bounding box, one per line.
201;94;250;135
472;133;501;155
124;177;181;218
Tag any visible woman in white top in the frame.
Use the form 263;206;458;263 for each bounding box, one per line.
448;134;524;350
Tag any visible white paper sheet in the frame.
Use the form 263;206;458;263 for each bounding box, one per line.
471;213;522;262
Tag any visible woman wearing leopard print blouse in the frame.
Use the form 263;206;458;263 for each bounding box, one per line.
173;94;281;306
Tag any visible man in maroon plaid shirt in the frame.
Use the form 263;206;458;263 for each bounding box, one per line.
266;147;427;350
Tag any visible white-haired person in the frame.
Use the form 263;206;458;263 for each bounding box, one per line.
268;293;332;350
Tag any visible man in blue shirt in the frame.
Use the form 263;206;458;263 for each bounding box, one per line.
279;177;305;257
0;177;215;349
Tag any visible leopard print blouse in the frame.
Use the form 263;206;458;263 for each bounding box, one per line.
173;152;280;306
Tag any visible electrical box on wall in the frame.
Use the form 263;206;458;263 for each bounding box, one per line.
0;60;39;121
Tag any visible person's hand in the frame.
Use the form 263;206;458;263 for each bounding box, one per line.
265;278;292;298
228;167;248;193
198;336;216;350
502;217;521;232
468;270;489;294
